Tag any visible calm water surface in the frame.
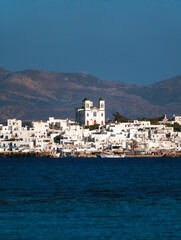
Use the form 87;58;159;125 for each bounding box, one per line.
0;157;181;240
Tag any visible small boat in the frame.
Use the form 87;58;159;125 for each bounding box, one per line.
100;152;125;158
120;153;126;158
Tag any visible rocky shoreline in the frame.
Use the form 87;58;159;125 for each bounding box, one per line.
0;152;56;158
0;151;180;158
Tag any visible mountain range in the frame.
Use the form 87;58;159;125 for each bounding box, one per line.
0;67;180;121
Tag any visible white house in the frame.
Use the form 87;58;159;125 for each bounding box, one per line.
7;119;22;129
173;115;181;125
75;98;105;126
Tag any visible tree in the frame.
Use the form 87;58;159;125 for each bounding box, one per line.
166;123;181;132
54;135;61;143
112;112;130;123
130;139;138;153
173;123;181;132
85;124;100;131
137;116;162;125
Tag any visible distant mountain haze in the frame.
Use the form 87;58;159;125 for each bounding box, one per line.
0;68;180;121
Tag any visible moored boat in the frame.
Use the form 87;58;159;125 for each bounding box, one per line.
100;152;125;158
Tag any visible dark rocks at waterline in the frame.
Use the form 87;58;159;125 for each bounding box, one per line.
0;152;56;158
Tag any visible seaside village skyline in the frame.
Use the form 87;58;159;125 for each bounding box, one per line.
0;98;181;157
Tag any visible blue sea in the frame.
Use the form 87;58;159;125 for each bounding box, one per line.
0;157;181;240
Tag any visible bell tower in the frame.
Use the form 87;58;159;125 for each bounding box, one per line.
82;98;92;126
99;98;105;126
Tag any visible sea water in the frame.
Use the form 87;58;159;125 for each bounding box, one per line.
0;157;181;240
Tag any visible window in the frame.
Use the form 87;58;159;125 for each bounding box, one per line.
87;113;89;117
101;113;103;117
101;103;104;108
93;112;97;117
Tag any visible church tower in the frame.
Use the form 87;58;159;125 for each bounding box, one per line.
99;98;105;126
83;98;93;126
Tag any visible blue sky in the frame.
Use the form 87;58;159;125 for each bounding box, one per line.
0;0;181;84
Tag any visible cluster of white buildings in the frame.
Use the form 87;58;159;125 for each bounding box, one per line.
0;99;181;156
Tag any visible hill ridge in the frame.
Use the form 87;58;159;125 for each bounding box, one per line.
0;68;180;121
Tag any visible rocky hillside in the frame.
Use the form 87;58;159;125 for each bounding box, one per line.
0;67;180;121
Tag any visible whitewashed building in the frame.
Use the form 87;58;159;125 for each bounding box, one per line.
75;98;105;126
173;115;181;125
